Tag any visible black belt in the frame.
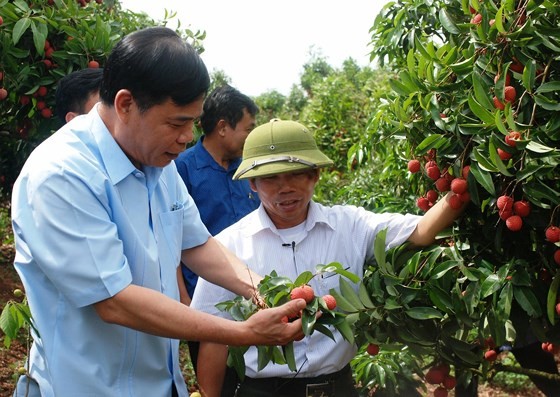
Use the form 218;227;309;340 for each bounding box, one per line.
239;364;352;396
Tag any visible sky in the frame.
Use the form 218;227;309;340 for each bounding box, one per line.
119;0;387;97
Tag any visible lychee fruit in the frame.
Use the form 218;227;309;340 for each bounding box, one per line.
493;96;505;110
435;177;451;192
450;178;468;195
417;197;431;212
513;200;531;217
408;159;421;173
470;13;482;24
545;226;560;243
484;349;498;361
366;343;380;356
0;88;7;101
504;86;517;103
505;131;521;147
426;190;438;203
322;294;336;310
506;215;523;231
426;166;441;181
497;195;514;211
425;367;445;384
434;386;448;397
290;285;314;303
555;250;560;266
88;60;100;68
497;148;512;161
449;194;463;210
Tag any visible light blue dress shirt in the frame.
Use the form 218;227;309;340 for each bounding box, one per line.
11;106;210;397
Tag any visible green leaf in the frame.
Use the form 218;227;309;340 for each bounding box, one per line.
228;346;248;381
472;71;493;109
547;274;560;325
358;282;376;309
339;278;364;310
374;229;388;273
329;288;357;312
468;93;495;125
293;271;313;286
257;345;271;371
439;9;460;34
514;287;542;317
405;307;443;320
282;342;297;372
481;274;501;298
12;17;31;46
470;160;496;195
536;81;560;94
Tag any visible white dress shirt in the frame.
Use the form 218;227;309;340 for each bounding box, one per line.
191;201;420;378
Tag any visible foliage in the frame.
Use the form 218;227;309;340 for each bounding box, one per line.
348;0;560;392
216;264;358;380
0;0;206;199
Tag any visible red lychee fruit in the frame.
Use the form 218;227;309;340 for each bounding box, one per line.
88;60;100;68
290;285;314;303
443;375;457;390
555;250;560;266
20;95;30;106
494;73;512;86
510;59;524;74
555;302;560;316
513;200;531;217
450;178;468;195
504;86;516;103
449;194;463;210
408;159;421;173
506;215;523;231
322;294;336;310
435;177;451;192
484;349;498;361
497;148;512;161
366;343;380;356
37;86;48;97
505;131;521;147
493;96;505;110
497;195;514;211
426;166;441;181
545;226;560;243
457;192;471;203
462;165;471;179
499;209;513;221
41;108;52;118
36;101;46;110
434;386;448;397
426;190;438;203
425;367;445;385
417;197;431;212
470;13;482;24
0;88;7;101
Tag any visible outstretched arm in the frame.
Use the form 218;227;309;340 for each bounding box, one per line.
408;192;467;247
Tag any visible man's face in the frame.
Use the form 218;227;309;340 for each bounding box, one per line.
115;96;204;169
223;108;256;159
250;169;319;229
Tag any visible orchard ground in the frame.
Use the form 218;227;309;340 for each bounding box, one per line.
0;202;552;396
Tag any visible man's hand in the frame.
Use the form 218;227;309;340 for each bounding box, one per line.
238;298;307;346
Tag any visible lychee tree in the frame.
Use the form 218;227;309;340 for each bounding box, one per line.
0;0;205;198
344;0;560;394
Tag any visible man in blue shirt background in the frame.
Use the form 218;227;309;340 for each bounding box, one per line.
175;85;261;301
175;85;260;396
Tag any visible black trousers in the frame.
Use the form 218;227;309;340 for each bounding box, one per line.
234;364;358;397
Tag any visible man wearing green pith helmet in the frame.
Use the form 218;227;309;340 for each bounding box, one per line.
191;119;466;397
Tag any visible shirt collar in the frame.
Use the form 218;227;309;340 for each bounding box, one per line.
193;137;242;172
90;105;162;186
245;201;335;237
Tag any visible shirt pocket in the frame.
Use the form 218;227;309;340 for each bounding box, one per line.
159;203;184;267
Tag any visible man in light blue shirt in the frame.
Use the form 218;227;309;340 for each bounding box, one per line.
11;27;306;397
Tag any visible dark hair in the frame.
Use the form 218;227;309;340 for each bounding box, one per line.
100;27;210;112
200;85;259;135
55;68;103;122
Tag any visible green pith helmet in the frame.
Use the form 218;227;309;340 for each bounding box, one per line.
233;119;333;180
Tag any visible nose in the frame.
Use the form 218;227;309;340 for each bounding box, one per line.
177;125;194;144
